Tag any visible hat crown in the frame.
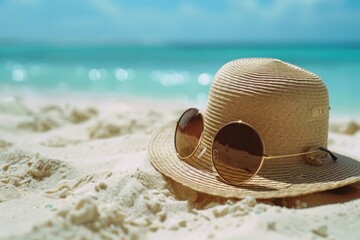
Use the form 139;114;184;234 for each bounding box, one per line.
203;58;329;156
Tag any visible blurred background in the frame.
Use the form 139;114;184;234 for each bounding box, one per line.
0;0;359;115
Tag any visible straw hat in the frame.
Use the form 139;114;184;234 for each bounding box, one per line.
147;58;360;199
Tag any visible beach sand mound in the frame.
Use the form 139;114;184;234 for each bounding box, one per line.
0;95;359;240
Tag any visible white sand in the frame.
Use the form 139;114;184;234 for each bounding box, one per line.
0;93;360;240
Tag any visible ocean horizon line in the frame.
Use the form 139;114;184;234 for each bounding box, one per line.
1;40;360;49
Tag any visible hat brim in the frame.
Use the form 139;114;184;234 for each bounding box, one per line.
147;121;360;199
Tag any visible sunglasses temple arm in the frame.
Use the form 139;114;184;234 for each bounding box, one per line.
264;147;337;162
319;147;338;161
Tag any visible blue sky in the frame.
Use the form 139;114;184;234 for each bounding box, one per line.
0;0;359;44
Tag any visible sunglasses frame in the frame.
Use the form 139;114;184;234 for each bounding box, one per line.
174;108;205;160
211;120;267;186
174;108;337;186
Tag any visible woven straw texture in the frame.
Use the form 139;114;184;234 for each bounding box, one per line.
147;58;360;199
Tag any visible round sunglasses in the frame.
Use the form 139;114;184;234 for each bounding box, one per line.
174;108;337;186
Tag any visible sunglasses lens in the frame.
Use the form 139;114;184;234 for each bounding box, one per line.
212;122;264;185
175;108;204;158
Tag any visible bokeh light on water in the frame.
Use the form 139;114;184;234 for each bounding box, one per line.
0;45;360;114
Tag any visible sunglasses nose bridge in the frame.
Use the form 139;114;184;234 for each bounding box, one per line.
196;144;207;159
195;130;211;159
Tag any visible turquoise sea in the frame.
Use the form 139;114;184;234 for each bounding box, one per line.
0;44;359;115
